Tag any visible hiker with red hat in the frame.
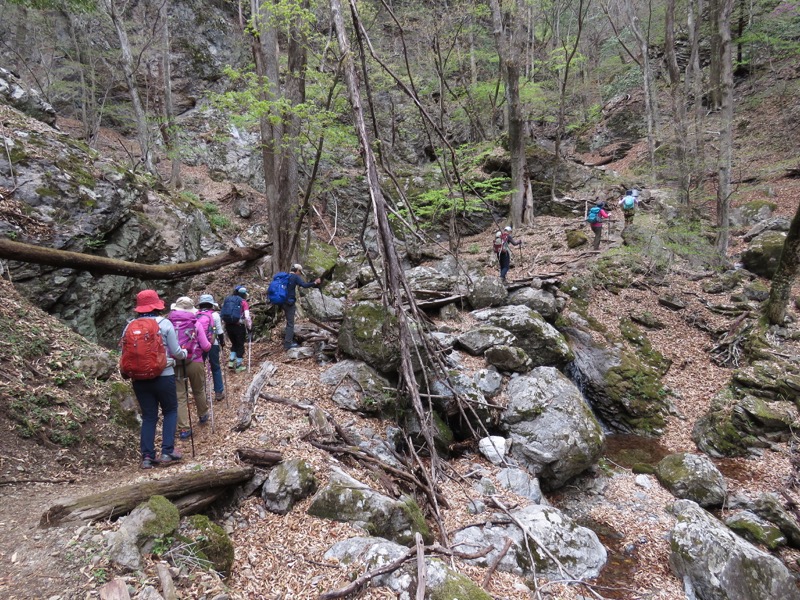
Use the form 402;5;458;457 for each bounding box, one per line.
119;289;188;469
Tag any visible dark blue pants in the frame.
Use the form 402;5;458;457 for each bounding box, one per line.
208;345;223;393
228;322;246;362
499;251;511;280
282;302;297;348
133;375;178;460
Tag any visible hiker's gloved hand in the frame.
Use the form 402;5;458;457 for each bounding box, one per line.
314;278;322;287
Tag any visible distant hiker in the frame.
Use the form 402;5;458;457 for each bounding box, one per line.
494;225;522;282
271;264;321;350
168;296;211;439
120;289;187;469
618;189;640;227
221;285;252;372
197;294;225;401
587;201;610;250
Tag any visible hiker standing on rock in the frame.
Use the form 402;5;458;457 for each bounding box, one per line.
168;297;212;440
587;201;611;250
220;285;251;372
119;290;187;469
272;264;321;350
197;294;225;401
494;225;522;282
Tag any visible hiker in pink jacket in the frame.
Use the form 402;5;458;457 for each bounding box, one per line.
168;296;212;439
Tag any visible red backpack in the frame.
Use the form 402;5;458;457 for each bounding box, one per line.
119;318;167;380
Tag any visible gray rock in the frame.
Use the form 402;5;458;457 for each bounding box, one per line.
506;287;559;321
741;231;787;279
429;331;457;349
478;436;509;465
286;346;315;360
73;350;118;380
743;216;791;242
301;288;345;321
136;586;164;600
472;305;572;368
0;67;56;125
262;458;318;515
468;276;508;309
456;326;517;355
753;492;800;548
338;302;400;373
485;345;533;372
474;477;497;496
405;265;455;292
501;367;604;490
320;360;394;414
655;453;727;507
634;475;653;490
725;510;786;550
467;499;486;514
497;468;543;503
308;468;431;546
106;498;179;571
452;504;606;580
439;303;461;320
669;499;800;600
658;295;686;311
730;202;775;227
473;368;503;398
429;372;491;424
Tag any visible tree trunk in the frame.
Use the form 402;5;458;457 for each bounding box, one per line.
715;0;734;254
159;0;181;190
685;0;705;173
40;465;255;526
665;0;690;204
233;360;277;432
625;0;659;169
708;0;723;110
488;0;531;227
0;238;269;280
102;0;155;175
235;447;283;467
766;202;800;325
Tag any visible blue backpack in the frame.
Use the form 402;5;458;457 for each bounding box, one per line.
587;206;602;224
220;294;244;324
267;272;291;305
622;195;635;210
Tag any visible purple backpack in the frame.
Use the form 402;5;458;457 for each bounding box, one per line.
169;310;200;361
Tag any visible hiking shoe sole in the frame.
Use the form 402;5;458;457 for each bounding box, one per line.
160;451;183;464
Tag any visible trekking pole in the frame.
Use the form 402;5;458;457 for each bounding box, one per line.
182;359;195;458
221;350;228;405
247;329;252;373
205;356;215;433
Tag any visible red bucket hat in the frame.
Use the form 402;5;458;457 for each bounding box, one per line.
134;289;165;313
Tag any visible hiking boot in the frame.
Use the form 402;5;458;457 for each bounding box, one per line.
215;391;225;401
160;450;183;464
227;360;235;369
141;456;159;469
179;429;192;439
199;414;210;425
284;342;299;350
235;364;246;373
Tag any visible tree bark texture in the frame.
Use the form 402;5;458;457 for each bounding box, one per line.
766;202;800;325
0;238;268;280
40;465;255;526
665;0;690;204
715;0;734;254
624;0;659;168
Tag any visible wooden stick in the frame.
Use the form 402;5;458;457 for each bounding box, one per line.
415;532;426;600
481;536;513;588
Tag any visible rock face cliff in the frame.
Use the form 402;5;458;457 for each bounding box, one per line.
0;82;226;346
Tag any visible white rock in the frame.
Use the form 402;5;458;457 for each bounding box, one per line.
478;436;508;465
635;474;653;489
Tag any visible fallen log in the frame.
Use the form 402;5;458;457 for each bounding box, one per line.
39;465;254;527
234;360;277;432
235;447;283;468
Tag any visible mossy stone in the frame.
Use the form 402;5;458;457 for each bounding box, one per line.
305;238;339;278
566;229;588;249
429;567;492;600
185;514;235;574
603;350;669;435
140;495;180;538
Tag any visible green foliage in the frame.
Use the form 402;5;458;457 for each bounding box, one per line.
737;1;800;66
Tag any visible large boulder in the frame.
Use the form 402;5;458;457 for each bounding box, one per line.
729;200;776;227
725;511;786;550
0;66;56;125
669;499;800;600
654;453;727;507
106;496;180;571
740;231;786;279
468;276;508;309
262;458;318;515
338;302;400;373
405;265;456;292
506;287;559;321
179;514;235;575
452;504;606;580
300;288;345;321
456;326;516;355
320;360;395;414
472;305;572;368
564;325;670;435
324;537;492;600
484;345;533;373
428;371;492;427
500;367;604;490
308;468;432;546
753;492;800;549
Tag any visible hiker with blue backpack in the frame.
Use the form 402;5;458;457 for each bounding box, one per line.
220;285;252;372
168;296;212;440
618;189;640;228
268;264;321;350
586;200;611;250
120;290;188;469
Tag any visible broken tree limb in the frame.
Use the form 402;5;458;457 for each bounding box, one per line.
39;465;255;527
481;536;513;589
0;238;270;280
234;361;277;432
235;447;283;468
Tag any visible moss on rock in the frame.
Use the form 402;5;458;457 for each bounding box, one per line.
185;514;235;574
140;495;180;539
429;568;493;600
305;238;339;278
603;350;669;435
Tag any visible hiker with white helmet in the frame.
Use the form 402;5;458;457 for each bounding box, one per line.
279;264;321;350
618;189;640;228
197;294;225;401
168;296;212;440
220;285;252;372
119;289;187;469
494;225;522;282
